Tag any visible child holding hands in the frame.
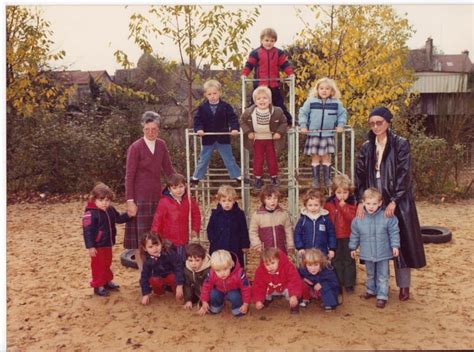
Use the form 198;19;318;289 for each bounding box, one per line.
199;250;251;317
298;77;347;188
82;182;132;297
241;86;288;190
139;232;184;305
249;185;294;255
294;189;337;260
151;173;201;260
324;174;358;293
252;248;302;314
298;248;340;310
207;185;250;268
349;188;400;308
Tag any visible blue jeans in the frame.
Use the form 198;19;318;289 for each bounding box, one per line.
209;288;243;316
365;260;389;300
193;142;241;180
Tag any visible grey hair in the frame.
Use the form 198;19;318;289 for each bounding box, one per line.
141;111;161;127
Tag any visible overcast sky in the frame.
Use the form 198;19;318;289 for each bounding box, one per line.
37;4;474;74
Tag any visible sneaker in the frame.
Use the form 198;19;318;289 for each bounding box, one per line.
361;292;376;300
290;305;300;315
93;287;110;297
190;178;199;185
105;281;120;290
324;305;336;311
254;178;263;191
235;177;251;185
299;299;310;308
376;299;387;309
271;177;279;186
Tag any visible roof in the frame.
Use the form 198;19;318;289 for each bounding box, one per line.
407;49;431;72
50;70;113;86
432;54;472;73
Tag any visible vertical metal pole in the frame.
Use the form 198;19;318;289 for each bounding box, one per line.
185;129;193;242
342;127;346;175
351;127;355;181
334;130;339;174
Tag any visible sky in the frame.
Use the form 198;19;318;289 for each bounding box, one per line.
36;4;474;74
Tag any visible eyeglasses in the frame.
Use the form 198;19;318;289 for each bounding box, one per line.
368;120;385;128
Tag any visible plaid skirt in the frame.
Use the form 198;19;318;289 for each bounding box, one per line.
124;200;158;249
304;135;335;156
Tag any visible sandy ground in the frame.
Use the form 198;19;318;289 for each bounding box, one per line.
6;198;474;351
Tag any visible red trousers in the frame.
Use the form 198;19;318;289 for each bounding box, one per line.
149;273;177;295
301;281;322;300
253;139;279;177
90;247;113;288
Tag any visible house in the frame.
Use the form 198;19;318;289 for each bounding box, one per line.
407;38;473;115
50;70;114;106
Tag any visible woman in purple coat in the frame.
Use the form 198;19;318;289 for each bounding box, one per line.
125;111;176;270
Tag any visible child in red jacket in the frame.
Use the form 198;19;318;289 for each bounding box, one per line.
324;174;357;293
252;247;302;314
199;250;251;317
151;174;201;261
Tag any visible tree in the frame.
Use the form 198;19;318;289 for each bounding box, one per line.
6;6;67;118
289;5;416;125
115;5;260;125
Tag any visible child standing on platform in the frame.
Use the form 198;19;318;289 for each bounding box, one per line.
139;232;184;305
151;174;201;261
349;188;400;309
241;86;288;190
324;174;358;293
249;185;294;255
191;79;242;183
298;248;340;310
294;189;337;260
242;27;294;125
207;185;250;268
82;182;132;297
298;77;348;188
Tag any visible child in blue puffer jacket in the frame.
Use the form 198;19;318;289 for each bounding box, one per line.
349;188;400;309
298;77;347;188
82;182;132;297
294;189;337;261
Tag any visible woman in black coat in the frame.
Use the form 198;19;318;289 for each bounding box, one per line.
355;107;426;301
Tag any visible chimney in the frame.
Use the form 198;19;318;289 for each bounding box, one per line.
462;50;469;57
425;37;433;68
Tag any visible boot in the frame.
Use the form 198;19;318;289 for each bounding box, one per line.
311;165;321;188
322;164;332;188
399;287;410;301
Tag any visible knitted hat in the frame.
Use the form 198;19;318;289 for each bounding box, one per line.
369;107;393;123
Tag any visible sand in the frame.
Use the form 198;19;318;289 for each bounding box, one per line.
6;199;474;351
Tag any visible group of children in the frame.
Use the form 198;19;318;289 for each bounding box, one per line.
82;26;401;313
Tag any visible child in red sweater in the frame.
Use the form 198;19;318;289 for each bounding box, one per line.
324;174;357;293
252;247;302;314
151;174;201;261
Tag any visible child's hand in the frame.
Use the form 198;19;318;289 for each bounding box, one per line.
88;248;97;257
248;132;255;140
197;130;205;137
289;296;298;307
393;248;399;257
239;303;249;314
288;74;295;79
314;283;322;291
241;75;247;80
191;231;199;238
273;132;281;140
183;301;193;310
198;302;209;316
230;129;239;136
328;250;335;260
287;248;296;256
335;126;344;133
298;249;305;256
255;301;264;310
175;285;184;300
351;250;357;259
338;198;346;207
299;127;308;134
242;248;249;253
141;295;150;305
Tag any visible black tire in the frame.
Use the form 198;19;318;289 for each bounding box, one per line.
120;249;139;269
420;226;452;244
